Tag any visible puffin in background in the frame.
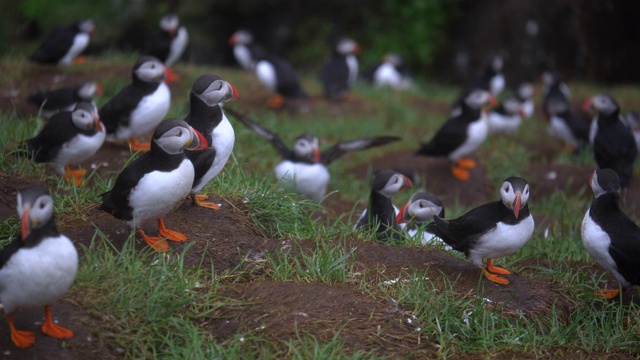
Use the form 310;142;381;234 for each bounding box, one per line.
395;191;445;246
226;108;400;201
475;55;505;97
581;168;640;299
515;82;536;119
145;14;189;84
184;74;240;209
228;29;268;71
541;70;571;120
623;111;640;151
546;97;590;154
320;37;361;100
29;19;95;65
368;53;414;90
21;102;105;185
415;88;496;181
426;177;534;285
100;119;208;252
99;56;171;151
27;81;102;118
585;94;637;187
487;96;525;135
0;186;78;348
354;170;413;243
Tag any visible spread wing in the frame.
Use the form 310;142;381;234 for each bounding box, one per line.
224;108;293;158
321;136;400;165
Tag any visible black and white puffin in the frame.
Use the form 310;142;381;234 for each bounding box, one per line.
585;94;637;187
28;81;102;118
395;191;445;246
0;186;78;348
184;74;239;209
100;56;171;151
515;82;536;119
228;29;268;71
22;102;105;185
226;108;400;201
541;71;571;120
100;119;208;252
487;96;525;135
145;14;189;84
354;170;413;243
29;19;95;66
546;98;589;153
369;53;414;90
415;88;496;181
426;177;534;285
320;37;361;100
581;168;640;299
475;55;505;97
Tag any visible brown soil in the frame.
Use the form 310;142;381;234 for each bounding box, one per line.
1;60;639;359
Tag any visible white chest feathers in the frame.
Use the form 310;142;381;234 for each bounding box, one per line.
346;55;359;86
274;161;330;201
191;117;235;194
0;235;78;314
468;214;534;266
449;113;489;161
53;127;106;174
128;159;194;227
165;27;189;67
581;209;627;286
256;61;277;92
548;115;578;148
60;33;89;65
233;45;256;71
117;82;171;140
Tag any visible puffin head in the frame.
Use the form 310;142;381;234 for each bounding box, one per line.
159;14;179;37
191;74;239;106
464;88;497;111
396;191;444;225
335;38;360;56
152;119;208;154
590;169;620;198
228;29;253;46
373;170;413;198
77;19;96;36
583;94;619;117
293;135;321;163
500;177;530;219
133;56;166;84
72;102;103;132
77;82;102;100
17;186;54;241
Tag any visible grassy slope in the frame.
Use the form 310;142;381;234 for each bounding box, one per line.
1;57;640;358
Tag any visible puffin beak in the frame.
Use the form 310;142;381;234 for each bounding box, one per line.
401;175;413;191
169;28;177;38
395;202;409;224
95;85;104;96
21;209;30;241
353;43;362;55
225;83;240;102
313;146;321;163
186;128;209;151
513;193;521;219
488;94;498;108
583;97;594;113
94;114;103;132
589;171;594;186
228;34;237;46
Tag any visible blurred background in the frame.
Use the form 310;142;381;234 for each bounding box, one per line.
3;0;640;84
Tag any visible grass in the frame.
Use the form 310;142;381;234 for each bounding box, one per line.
2;55;640;358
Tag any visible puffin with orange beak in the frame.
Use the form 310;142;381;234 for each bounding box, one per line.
0;186;78;348
226;108;400;201
145;14;189;84
426;177;534;285
22;102;105;185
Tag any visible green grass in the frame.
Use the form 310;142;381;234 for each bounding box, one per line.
2;56;640;358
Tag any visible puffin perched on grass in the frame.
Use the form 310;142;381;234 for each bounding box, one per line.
0;186;78;348
29;19;95;65
426;177;534;285
100;119;208;252
581;169;640;299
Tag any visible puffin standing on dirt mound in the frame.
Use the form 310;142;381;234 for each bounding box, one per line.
415;88;496;181
28;81;102;118
100;56;171;151
354;170;413;243
21;102;105;185
100;119;208;252
426;177;534;285
581;169;640;299
0;186;78;348
29;19;95;65
585;94;637;187
320;37;361;100
226;108;400;201
184;74;239;209
145;14;188;84
395;191;445;246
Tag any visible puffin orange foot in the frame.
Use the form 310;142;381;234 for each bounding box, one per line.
72;56;88;65
128;139;151;152
137;228;169;253
451;166;470;181
482;268;510;285
267;94;285;109
487;259;511;275
64;166;86;186
41;306;73;340
157;219;187;242
456;158;477;169
190;194;220;210
595;288;620;299
8;316;35;348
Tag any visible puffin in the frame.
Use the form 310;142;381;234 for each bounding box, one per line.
369;53;414;90
354;170;413;242
227;30;306;109
426;177;534;285
145;14;189;84
99;56;171;151
320;37;361;100
581;168;640;299
184;74;240;210
487;96;525;135
450;56;503;116
226;108;400;201
546;98;590;154
22;102;105;185
515;82;536;119
541;71;571;120
623;111;640;151
29;19;95;65
100;119;208;252
27;81;102;118
395;191;446;246
585;94;637;187
415;88;496;181
0;186;78;348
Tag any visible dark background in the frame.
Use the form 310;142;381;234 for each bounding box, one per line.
3;0;640;85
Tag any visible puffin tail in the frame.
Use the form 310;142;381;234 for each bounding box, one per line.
425;216;457;249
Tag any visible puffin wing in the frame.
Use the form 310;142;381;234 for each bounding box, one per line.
185;147;216;184
29;26;75;64
145;31;172;63
320;136;400;165
608;215;640;285
269;56;307;98
225;108;293;158
99;85;138;133
24;113;77;162
416;116;469;156
320;56;349;98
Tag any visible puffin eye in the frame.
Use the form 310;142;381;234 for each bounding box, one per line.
39;201;45;209
177;129;183;137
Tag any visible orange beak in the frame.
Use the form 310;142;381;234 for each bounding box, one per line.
94;114;103;132
401;175;413;191
513;193;521;219
395;202;409;224
583;97;594;113
313;146;321;163
228;34;237;46
187;128;209;151
488;94;498;108
227;83;240;102
21;209;29;241
95;84;104;96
